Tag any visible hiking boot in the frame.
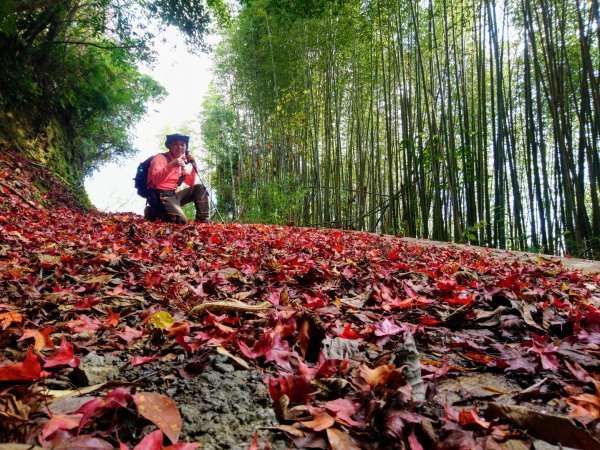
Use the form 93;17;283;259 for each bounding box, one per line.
144;206;157;221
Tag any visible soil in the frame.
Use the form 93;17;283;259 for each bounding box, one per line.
68;351;288;449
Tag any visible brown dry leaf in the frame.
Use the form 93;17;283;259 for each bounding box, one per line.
0;392;33;443
83;274;113;284
0;311;23;330
270;424;305;438
0;445;44;450
517;301;546;332
358;364;396;388
475;306;508;327
297;319;311;358
216;346;250;369
133;392;182;444
188;300;272;317
483;385;513;395
280;287;290;306
301;411;336;431
326;428;361;450
38;254;61;266
233;291;253;301
567;391;600;425
0;393;30;422
486;403;600;450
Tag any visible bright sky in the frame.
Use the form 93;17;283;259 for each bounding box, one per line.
84;28;215;215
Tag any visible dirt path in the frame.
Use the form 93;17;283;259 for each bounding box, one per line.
398;237;600;274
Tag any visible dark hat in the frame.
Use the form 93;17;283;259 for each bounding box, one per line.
165;133;190;149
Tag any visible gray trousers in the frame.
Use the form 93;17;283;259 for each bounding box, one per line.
145;184;209;224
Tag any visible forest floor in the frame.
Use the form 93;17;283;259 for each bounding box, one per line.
1;147;600;450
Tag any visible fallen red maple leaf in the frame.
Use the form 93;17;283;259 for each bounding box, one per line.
130;356;159;366
458;408;490;429
265;332;296;371
42;433;113;449
133;429;164;450
437;277;457;293
408;428;425;450
19;326;56;350
268;373;313;407
0;347;46;381
41;413;82;439
116;326;144;343
43;337;80;368
374;317;403;336
103;308;120;327
325;398;364;428
167;321;191;337
66;314;101;333
338;324;361;340
142;270;163;288
76;388;132;432
248;430;259;450
524;334;559;371
176;334;203;353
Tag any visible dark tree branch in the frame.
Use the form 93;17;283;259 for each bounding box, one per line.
53;40;142;50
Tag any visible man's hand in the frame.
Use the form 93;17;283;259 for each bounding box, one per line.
185;153;196;165
168;156;186;167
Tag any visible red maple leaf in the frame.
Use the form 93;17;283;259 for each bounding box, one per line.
238;331;274;359
76;388;132;432
268;373;313;407
265;332;296;371
41;413;82;439
43;338;80;368
167;322;191;337
0;348;46;381
325;398;364;428
19;327;56;350
374;317;403;336
66;314;101;333
130;356;159;366
338;324;361;340
176;334;203;354
102;308;120;327
437;277;458;293
116;326;144;343
524;334;559;370
133;429;164;450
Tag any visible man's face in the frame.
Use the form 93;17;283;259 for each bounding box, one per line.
168;140;187;158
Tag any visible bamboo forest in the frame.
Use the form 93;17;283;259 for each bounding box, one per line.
200;0;600;259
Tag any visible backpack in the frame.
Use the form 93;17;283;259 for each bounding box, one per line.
133;152;185;198
134;153;168;198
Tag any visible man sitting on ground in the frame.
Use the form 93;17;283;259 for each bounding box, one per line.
144;133;209;224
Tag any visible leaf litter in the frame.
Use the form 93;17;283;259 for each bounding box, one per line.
1;147;600;449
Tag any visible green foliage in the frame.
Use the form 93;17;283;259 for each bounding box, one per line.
200;88;240;219
0;0;227;185
237;177;307;225
460;220;487;244
183;202;196;221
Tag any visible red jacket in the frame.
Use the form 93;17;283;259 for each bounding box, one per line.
147;153;196;190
